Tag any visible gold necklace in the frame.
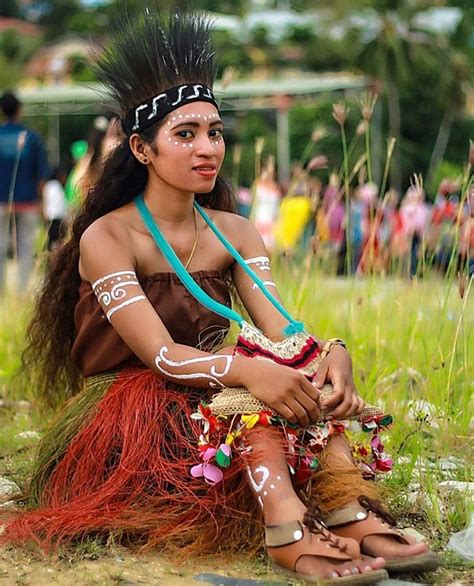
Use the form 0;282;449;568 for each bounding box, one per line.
184;208;199;269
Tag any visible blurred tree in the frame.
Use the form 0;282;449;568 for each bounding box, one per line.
353;0;441;191
0;29;22;60
0;0;20;18
37;0;81;39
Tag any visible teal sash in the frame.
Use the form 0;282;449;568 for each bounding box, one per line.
135;194;304;336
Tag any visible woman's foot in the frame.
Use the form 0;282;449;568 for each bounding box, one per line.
266;508;386;583
363;532;427;559
328;497;441;573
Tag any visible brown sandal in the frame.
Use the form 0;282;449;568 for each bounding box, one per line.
266;507;389;584
326;496;441;575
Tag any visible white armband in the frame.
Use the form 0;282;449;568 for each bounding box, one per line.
92;270;146;321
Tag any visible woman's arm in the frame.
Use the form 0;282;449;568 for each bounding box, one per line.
79;218;320;426
230;216;364;419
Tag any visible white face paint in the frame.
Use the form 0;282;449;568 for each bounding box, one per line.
92;271;146;321
167;112;221;148
245;256;271;272
154;346;233;388
246;465;270;494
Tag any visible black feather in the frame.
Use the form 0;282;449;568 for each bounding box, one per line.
95;8;217;116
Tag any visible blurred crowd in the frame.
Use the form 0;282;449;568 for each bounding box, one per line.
1;90;473;295
0;91;121;293
242;160;473;278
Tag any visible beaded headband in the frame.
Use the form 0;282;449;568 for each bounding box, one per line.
122;83;219;136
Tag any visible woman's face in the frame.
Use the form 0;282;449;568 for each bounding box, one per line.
145;101;225;194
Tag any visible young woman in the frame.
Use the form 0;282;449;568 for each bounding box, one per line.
2;11;438;584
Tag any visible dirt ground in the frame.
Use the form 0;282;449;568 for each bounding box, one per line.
1;545;474;586
0;547;284;586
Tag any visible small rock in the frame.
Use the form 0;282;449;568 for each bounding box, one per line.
16;400;31;412
439;481;474;494
439;456;462;471
401;527;427;542
16;430;41;440
0;477;20;498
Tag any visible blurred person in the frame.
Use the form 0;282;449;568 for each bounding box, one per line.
399;185;430;278
459;187;474;277
275;164;313;256
0;91;48;293
357;182;383;275
83;116;123;193
65;116;123;212
379;188;399;273
64;139;89;210
251;155;281;252
428;179;459;273
42;167;68;251
237;184;252;218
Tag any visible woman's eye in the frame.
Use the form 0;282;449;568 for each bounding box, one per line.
209;128;224;138
177;130;194;139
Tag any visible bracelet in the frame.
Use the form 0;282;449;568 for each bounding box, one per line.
320;338;347;360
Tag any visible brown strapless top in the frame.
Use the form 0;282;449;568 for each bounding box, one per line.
71;269;232;377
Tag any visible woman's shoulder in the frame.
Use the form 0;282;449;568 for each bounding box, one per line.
80;204;134;249
206;208;256;240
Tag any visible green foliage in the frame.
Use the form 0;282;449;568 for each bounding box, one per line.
0;0;20;18
0;54;21;89
234;110;277;186
431;161;465;194
0;29;22;60
38;0;82;40
69;54;98;83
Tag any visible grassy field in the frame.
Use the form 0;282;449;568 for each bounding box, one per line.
0;261;473;585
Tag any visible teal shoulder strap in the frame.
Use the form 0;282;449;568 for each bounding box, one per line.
135;194;244;328
194;202;304;335
135;195;304;336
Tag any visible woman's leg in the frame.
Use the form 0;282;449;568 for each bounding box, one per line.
321;434;428;559
245;429;385;579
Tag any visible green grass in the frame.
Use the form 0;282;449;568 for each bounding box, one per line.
1;264;473;583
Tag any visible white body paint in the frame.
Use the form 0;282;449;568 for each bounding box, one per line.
252;281;276;290
154;346;233;388
246;465;270;493
245;256;271;272
92;270;146;322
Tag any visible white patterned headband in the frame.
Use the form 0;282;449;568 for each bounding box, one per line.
122;83;219;137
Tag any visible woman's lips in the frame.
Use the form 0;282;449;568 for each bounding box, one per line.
193;166;217;178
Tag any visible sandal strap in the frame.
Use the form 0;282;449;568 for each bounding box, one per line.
324;503;369;528
327;496;410;546
265;520;305;548
332;510;409;545
267;523;353;572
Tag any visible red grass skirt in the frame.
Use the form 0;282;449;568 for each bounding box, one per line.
1;369;262;556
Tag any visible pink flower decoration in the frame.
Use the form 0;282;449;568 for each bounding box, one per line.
190;462;224;484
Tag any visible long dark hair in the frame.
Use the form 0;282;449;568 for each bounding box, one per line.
23;9;236;409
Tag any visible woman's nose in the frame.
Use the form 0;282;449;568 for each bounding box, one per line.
194;133;218;156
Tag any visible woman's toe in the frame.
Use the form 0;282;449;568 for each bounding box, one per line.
400;541;428;558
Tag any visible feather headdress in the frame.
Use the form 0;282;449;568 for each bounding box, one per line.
95;9;218;135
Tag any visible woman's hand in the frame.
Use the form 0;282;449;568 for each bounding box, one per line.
313;346;365;419
241;359;320;427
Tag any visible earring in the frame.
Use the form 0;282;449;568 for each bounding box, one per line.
142;158;148;164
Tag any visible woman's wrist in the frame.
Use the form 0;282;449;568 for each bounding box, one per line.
319;338;347;360
226;353;254;388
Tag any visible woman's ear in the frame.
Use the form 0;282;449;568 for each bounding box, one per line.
129;134;150;165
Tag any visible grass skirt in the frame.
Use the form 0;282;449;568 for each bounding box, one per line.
1;368;383;556
1;369;262;556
